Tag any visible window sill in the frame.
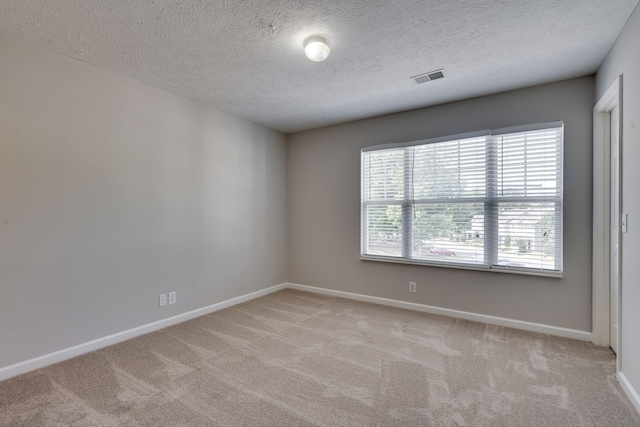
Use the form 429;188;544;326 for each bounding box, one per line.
360;255;563;279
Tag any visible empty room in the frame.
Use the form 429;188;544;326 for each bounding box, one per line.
1;1;640;425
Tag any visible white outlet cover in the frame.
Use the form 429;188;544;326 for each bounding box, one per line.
159;294;167;307
169;292;177;305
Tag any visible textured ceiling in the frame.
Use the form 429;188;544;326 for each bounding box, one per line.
0;0;638;133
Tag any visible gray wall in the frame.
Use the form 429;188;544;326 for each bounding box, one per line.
596;1;640;403
288;77;594;332
0;34;287;369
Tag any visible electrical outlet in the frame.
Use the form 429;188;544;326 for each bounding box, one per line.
409;282;416;293
159;294;167;307
169;291;177;305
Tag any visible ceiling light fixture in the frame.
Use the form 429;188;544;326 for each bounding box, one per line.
303;35;330;62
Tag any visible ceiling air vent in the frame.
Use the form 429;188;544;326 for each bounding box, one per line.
411;69;445;84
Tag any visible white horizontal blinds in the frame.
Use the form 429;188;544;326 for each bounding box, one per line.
495;127;562;198
361;122;563;273
412;203;486;263
363;205;404;257
412;137;487;199
492;126;563;271
362;148;405;202
411;137;487;264
362;147;406;257
494;203;560;270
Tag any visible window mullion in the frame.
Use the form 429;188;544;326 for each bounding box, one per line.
555;201;562;271
403;147;413;259
555;131;564;272
485;136;498;266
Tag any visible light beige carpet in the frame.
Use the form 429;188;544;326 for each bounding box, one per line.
1;289;638;426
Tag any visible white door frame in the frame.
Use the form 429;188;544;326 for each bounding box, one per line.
609;104;620;355
592;76;622;371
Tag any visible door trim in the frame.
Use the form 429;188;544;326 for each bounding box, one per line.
609;104;620;355
592;76;622;371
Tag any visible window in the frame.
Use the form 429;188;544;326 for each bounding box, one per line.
361;122;563;275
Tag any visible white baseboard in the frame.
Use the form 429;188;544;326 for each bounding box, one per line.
286;283;592;342
619;372;640;415
0;283;287;382
0;281;595;382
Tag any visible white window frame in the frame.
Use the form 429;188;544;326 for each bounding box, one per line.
361;122;564;278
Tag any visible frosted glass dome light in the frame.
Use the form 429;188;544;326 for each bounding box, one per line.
303;36;330;62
